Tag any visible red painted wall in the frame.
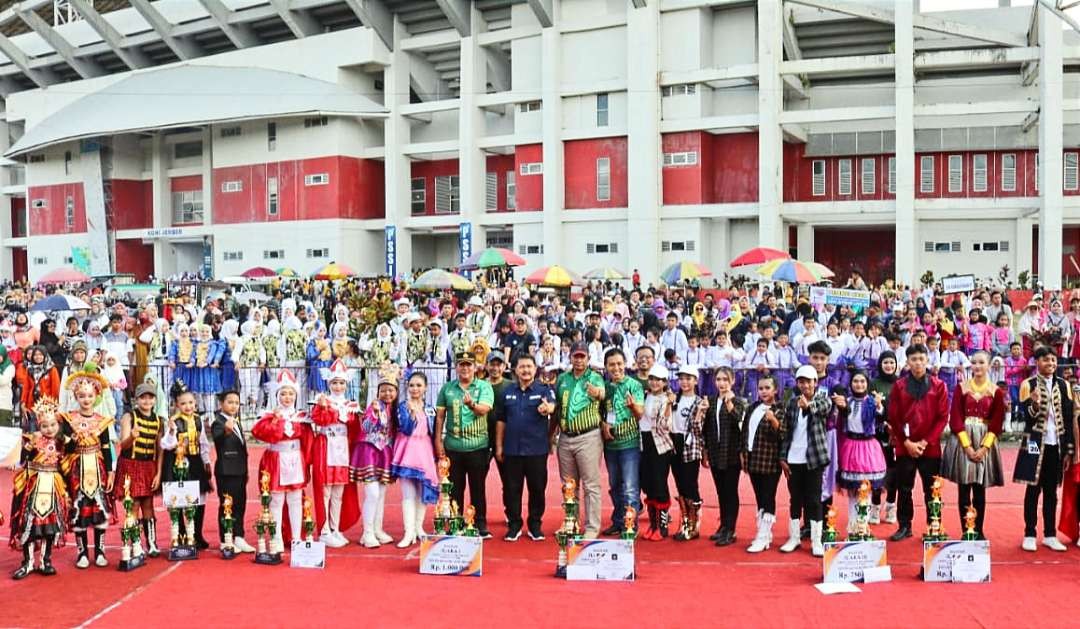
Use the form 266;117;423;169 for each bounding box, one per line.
486;154;515;213
661;132;709;205
213;156;384;224
712;132;759;203
27;183;85;235
11;247;26;282
815;227;896;286
10;196;25;238
410;158;458;216
514;144;543;211
171;176;202;193
564;137;628;209
110;179;153;230
114;239;154;281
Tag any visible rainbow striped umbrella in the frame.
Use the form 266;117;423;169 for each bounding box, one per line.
805;261;835;279
755;259;832;284
525;265;584;287
729;247;790;267
312;262;356;280
459;247;527;270
412;269;476;292
660;261;713;284
275;267;298;277
583;267;628;280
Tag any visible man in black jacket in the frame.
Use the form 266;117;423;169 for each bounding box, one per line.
211;390;255;553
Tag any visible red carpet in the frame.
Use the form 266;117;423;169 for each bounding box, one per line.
2;446;1080;629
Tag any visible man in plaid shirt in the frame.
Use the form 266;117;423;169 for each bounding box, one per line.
779;365;833;557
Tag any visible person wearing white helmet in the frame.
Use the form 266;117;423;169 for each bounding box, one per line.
639;363;674;541
778;365;832;557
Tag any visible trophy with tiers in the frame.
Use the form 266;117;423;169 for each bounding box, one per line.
922;476;948;542
822;505;839;544
847;480;875;541
302;496;316;542
432;456;464;535
461;505;480;537
118;476;146;571
254;471;283;565
168;435;198;561
962;506;979;541
554;478;582;578
620;506;637;541
221;494;236;560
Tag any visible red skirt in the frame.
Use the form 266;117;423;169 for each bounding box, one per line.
114;457;157;499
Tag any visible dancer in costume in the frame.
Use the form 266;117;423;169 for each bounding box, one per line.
306;323;333;397
280;317;308;406
61;370;114;568
168;322;194;391
352;364;399;548
391;371;439;547
140;319;173;395
310;360;361;548
161;388;212;550
835;371;887;535
113;383;164;557
233;321;265;419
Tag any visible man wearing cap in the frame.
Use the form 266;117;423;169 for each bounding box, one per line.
466;296;491;338
600;347;645;536
390;298;412;336
435;351;496;538
554;341;607;538
671;365;707;540
495;354;556;541
503;315;535;364
778;365;832;557
114;381;165;557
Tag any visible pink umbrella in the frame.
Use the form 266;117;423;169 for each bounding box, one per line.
37;267;90;285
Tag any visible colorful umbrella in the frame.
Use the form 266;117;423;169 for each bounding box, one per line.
729;247;790;267
241;266;277;279
525;265;584;287
805;261;835;279
37;267;90;285
754;259;830;284
583;267;628;280
30;294;91;311
660;262;713;285
412;269;476;292
275;267;298;277
312;262;356;280
459;247;526;271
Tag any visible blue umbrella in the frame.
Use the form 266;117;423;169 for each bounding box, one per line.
30;294;91;311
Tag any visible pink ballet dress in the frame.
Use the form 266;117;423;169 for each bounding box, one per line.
391;399;439;504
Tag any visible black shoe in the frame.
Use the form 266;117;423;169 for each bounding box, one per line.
11;563;33;580
478;530;493;540
503;528;522;542
39;559;56;576
528;528;546;541
889;526;913;542
709;526;727;542
601;523;622;537
195;538;211;551
715;530;736;547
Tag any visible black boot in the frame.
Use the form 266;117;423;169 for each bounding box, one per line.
709;525;726;542
75;531;89;569
658;502;671;539
194;506;211;550
40;540;56;576
11;544;33;580
143;518;161;558
93;528;108;567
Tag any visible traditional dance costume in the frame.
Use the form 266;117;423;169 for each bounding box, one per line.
113;406;163;555
61;395;114;567
309;361;362;548
161;410;212;548
351;365;398;547
391;396;438;547
280;318;309;406
167;324;194;391
190;326;224;415
233;321;266;414
941;379;1005;538
306;329;333;396
837;393;887;534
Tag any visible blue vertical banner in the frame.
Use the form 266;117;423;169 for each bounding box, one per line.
201;237;213;279
459;221;472;271
385;225;397;279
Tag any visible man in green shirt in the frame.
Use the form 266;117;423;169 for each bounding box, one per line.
600;347;645;536
485;352;511;481
554;342;606;538
436;350;496;538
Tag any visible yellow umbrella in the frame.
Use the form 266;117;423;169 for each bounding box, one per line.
312;262;356;280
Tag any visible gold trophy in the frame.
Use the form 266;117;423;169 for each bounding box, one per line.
118;476;146;571
221;494;236;560
432;456;464;535
554;478;582;578
462;505;480;537
922;476;948;542
848;480;875;541
620;506;637;541
254;471;282;565
167;435;198;561
822;505;839;544
962;506;979;541
302;496;315;543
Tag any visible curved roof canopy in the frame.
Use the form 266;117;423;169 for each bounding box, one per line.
6;65;388;157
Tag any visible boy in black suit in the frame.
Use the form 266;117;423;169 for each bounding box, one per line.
211;390;255;553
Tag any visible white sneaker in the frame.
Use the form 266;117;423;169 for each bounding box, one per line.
1043;536;1068;552
233;537;256;553
94;552;108;567
1022;536;1037;552
322;531;348;549
374;530;394;544
361;529;380;548
884;503;897;524
76;554;90;569
869;508;880;525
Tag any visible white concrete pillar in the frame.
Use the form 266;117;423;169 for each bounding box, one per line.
200;126;213;226
796;222;815;261
384;18;413;277
151;133;169;277
1038;4;1063;289
756;0;783;250
0;120;12;281
458;5;486;264
710;217;730;279
627;0;662;282
541;1;563;267
894;0;917;286
1015;217;1033;281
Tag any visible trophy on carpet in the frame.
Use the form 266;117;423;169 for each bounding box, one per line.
118;476;146;572
962;506;979;541
254;471;283;565
432;456;464;536
822;505;839;544
167;436;198;561
461;505;480;537
620;506;637;541
221;494;236;560
554;478;582;579
302;495;315;543
922;476;948;542
847;480;875;542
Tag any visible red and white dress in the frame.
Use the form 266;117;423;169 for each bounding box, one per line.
251;407;312;492
310;396;358;486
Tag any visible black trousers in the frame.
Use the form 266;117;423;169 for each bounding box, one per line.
709;464;741;529
957;484;987;535
502;454;548;533
1024;444;1060;537
787;464;823;521
872;446;898;505
749;472;780;516
896;455;940;528
671;435;701;501
216;474;247;540
640;432;673;505
448;448;491;529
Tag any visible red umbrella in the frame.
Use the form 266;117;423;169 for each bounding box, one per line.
729;247;790;267
37;267;90;285
241;266;277;279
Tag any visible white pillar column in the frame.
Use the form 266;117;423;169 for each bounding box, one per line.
757;0;783;249
1016;217;1033;281
1038;4;1063;289
711;217;730;279
151;132;169;277
200;126;213;226
894;0;916;286
384;18;413;277
796;223;815;261
458;6;485;262
541;1;563;267
627;0;662;281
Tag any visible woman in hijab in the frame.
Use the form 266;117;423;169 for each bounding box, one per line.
13;312;37;350
84;320;107;356
0;345;14;427
39;319;65;368
15;345;60;431
869;350;900;526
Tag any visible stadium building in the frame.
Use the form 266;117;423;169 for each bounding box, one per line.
0;0;1077;287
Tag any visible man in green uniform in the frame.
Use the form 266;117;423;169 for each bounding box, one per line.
553;342;606;538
